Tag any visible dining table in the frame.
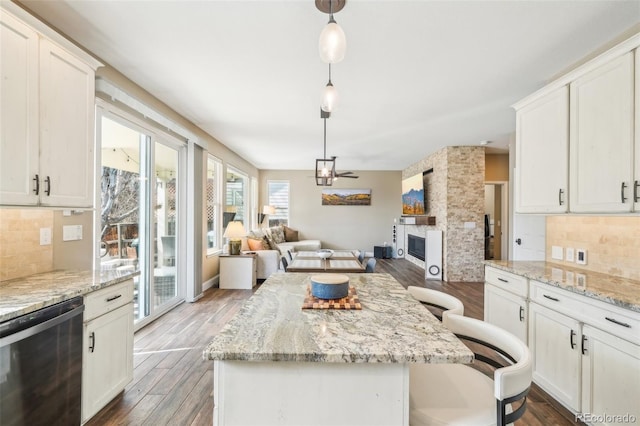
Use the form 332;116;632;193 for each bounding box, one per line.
203;272;474;426
286;249;366;273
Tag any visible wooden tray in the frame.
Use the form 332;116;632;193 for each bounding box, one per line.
302;285;362;310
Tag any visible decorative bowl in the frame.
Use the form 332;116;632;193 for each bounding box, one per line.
316;249;334;259
311;274;349;299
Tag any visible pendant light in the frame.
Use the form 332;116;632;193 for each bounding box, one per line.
315;115;336;186
317;0;346;64
321;64;338;112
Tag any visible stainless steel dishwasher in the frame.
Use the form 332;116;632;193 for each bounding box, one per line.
0;297;84;426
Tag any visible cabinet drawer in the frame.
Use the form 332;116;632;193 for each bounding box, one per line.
530;280;639;345
85;279;134;322
484;266;528;297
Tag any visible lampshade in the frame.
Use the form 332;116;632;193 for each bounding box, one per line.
321;81;338;112
223;221;246;239
319;19;346;64
262;205;276;215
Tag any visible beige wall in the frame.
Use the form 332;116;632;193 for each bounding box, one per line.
259;170;401;251
52;210;94;270
0;209;54;281
546;216;640;281
485;154;509;181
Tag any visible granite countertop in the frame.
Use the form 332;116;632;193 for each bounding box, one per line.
484;260;640;313
0;269;139;323
203;272;474;364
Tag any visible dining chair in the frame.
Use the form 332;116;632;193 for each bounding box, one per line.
407;286;464;322
280;256;288;272
287;249;294;261
364;257;376;273
357;250;365;264
409;314;532;426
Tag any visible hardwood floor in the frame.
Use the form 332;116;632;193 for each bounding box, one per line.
88;258;582;425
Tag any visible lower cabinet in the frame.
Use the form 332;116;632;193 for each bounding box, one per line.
529;302;582;412
581;325;640;425
82;279;134;423
484;284;528;343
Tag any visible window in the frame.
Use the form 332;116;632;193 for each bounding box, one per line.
206;155;222;253
267;180;290;227
226;166;248;226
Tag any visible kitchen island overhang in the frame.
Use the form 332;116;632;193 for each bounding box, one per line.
204;273;474;426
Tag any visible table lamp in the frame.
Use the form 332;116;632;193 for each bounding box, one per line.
223;221;246;255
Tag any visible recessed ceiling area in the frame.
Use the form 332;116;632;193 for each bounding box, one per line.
19;0;640;171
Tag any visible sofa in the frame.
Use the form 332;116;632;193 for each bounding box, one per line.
243;225;321;279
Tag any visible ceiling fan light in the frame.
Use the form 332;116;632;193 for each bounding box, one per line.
321;81;338;112
319;20;346;64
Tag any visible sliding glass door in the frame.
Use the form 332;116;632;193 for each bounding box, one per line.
98;107;184;326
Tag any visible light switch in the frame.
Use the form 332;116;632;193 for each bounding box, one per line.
464;222;476;229
576;249;587;265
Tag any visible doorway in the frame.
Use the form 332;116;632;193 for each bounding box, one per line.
97;107;185;327
484;182;508;260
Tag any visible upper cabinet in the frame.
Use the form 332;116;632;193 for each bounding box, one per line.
515;86;569;213
513;35;639;214
569;52;634;213
0;6;101;208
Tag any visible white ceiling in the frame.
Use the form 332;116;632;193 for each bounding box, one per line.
19;0;640;172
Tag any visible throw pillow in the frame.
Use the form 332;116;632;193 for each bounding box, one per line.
247;238;264;251
270;225;286;244
283;226;299;242
266;234;281;253
261;236;272;250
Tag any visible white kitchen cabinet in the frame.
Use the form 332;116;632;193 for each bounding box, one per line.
581;325;640;425
569;52;635;213
82;279;134;424
529;302;582;412
0;10;39;205
0;6;100;208
483;266;528;343
514;86;569;213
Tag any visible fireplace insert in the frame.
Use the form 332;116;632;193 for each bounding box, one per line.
408;234;425;260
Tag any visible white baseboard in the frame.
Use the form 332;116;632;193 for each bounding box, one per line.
203;275;219;292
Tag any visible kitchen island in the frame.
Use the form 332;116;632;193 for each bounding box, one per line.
203;272;474;426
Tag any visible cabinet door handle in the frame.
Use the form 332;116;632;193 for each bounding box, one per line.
106;294;122;302
498;277;509;283
634;180;639;203
581;335;588;355
605;317;631;328
33;174;40;195
558;188;564;206
44;176;51;196
519;306;525;322
89;331;95;353
621;182;627;203
570;329;576;349
543;294;559;302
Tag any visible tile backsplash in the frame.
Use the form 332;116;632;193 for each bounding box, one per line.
0;209;54;281
546;215;640;281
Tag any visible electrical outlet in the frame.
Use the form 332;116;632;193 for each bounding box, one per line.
551;246;563;260
565;247;575;262
40;228;52;245
576;249;587;265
